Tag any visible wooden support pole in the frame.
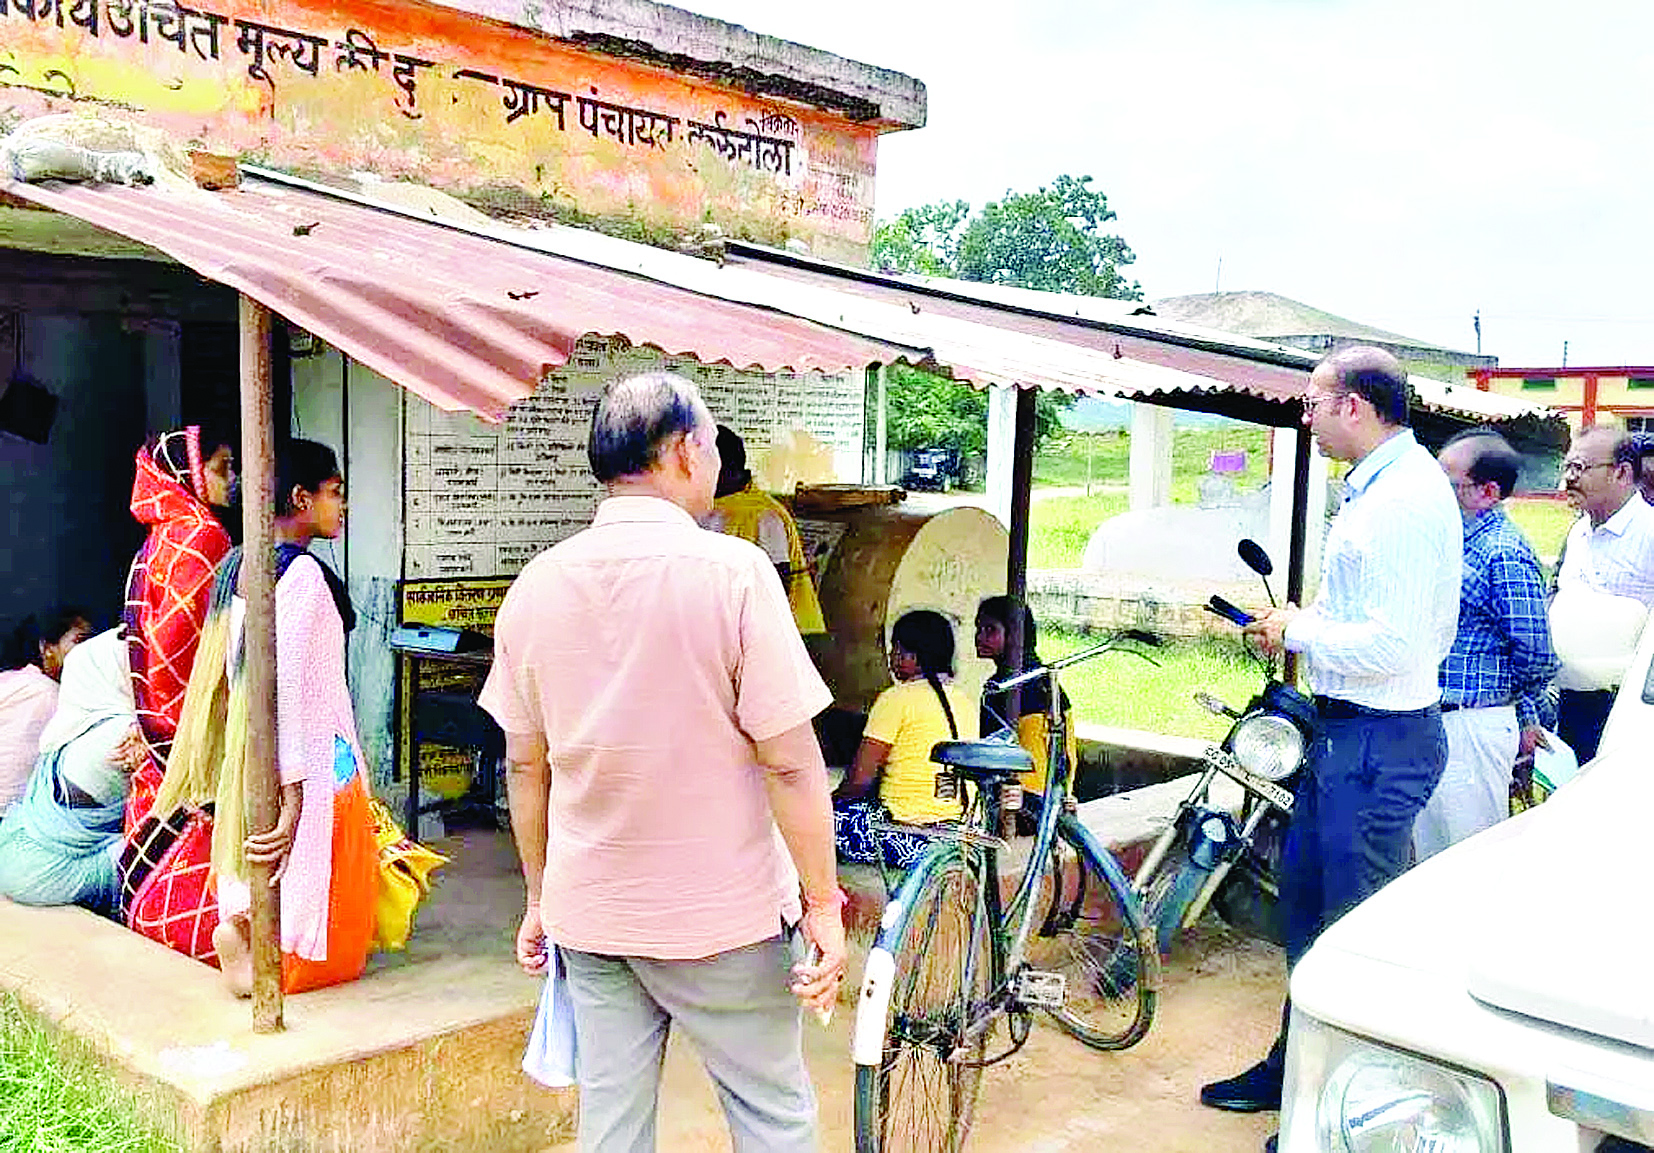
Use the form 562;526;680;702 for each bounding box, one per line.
1283;423;1312;687
239;295;283;1033
1003;385;1038;718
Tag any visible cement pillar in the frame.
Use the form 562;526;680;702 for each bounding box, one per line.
986;385;1016;528
874;365;889;485
1268;427;1329;599
1128;402;1174;513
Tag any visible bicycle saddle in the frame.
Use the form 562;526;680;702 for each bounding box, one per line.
930;740;1034;779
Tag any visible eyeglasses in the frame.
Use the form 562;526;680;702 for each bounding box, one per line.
1301;392;1347;416
1561;459;1616;478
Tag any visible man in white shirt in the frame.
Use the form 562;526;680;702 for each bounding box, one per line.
1551;426;1654;759
1200;346;1461;1136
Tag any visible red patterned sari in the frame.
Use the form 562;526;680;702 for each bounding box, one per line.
121;428;232;833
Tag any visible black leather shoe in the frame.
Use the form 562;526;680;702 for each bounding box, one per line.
1263;1135;1278;1153
1199;1059;1283;1112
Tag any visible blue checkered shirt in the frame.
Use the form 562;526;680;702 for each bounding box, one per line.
1439;505;1559;728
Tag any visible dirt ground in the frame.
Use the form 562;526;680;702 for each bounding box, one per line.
648;921;1287;1153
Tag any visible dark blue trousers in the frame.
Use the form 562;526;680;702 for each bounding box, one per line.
1281;705;1448;968
1250;704;1448;1075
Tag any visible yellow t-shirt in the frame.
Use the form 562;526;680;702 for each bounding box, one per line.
864;678;977;824
1014;710;1079;798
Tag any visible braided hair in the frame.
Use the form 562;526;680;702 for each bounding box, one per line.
890;609;958;740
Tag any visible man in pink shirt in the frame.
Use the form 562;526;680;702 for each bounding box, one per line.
480;371;845;1153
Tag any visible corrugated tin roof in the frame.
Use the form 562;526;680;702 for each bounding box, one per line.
0;173;913;421
718;242;1558;430
2;165;1560;438
238;169;1248;404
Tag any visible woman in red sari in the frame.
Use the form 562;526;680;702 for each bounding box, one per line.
121;425;237;829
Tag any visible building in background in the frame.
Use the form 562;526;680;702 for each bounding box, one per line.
1469;367;1654;437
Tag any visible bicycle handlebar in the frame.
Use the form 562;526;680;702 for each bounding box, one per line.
985;628;1162;693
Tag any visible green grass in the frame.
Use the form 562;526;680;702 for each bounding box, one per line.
1027;493;1127;569
1506;496;1575;561
1029;426;1271;569
1041;628;1263;741
1035;426;1271;496
0;996;181;1153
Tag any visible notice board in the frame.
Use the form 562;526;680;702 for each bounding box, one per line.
404;337;866;580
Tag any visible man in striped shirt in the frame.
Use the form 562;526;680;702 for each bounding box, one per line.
1200;346;1461;1131
1414;430;1558;860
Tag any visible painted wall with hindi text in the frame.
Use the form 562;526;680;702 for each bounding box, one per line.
0;0;883;259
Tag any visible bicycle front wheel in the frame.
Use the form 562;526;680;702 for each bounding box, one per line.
1027;816;1159;1050
853;849;992;1153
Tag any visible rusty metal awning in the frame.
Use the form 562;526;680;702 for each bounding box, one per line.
0;173;915;421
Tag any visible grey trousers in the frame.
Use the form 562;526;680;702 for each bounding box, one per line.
561;936;816;1153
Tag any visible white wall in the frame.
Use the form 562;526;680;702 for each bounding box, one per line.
289;345;404;783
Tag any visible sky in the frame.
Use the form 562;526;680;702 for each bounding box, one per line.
684;0;1654;369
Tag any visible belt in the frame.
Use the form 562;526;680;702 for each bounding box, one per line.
1313;695;1439;720
1440;700;1512;714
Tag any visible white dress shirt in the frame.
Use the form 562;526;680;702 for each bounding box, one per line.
1556;492;1654;607
1285;428;1462;711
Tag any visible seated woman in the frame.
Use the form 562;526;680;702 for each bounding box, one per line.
975;596;1078;827
0;608;92;817
832;610;976;869
0;628;145;914
144;438;376;996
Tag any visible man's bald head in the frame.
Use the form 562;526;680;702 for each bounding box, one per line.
1316;345;1410;427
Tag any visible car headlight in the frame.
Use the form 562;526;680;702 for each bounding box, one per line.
1230;713;1304;781
1289;1014;1506;1153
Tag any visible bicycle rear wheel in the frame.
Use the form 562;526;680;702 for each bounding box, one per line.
853;849;993;1153
1027;816;1158;1050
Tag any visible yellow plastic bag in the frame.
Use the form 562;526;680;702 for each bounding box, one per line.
368;797;450;952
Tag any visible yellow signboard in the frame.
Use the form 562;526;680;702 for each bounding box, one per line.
396;577;511;800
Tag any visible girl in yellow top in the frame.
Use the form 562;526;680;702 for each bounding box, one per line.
976;596;1079;833
832;610;975;868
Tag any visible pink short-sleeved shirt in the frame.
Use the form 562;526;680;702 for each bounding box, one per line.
479;495;833;960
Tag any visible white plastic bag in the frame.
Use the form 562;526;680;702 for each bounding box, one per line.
3;135;152;185
521;946;578;1089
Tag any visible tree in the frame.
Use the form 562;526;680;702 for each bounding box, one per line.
869;200;970;277
871;175;1142;459
872;175;1140;301
955;175;1140;300
883;364;1069;458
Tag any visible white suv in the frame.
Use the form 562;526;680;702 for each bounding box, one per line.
1277;624;1654;1153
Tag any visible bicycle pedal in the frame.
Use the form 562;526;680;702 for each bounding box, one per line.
1013;969;1067;1009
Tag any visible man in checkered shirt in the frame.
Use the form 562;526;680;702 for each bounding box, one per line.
1414;428;1559;860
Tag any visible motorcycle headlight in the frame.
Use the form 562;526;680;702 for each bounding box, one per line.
1230;713;1304;781
1315;1035;1505;1153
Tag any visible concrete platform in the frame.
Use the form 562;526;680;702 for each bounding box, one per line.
1;766;1243;1151
0;826;575;1152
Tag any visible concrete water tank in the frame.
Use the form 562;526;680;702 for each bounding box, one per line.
799;505;1008;714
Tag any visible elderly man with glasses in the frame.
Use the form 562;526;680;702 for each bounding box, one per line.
1551;426;1654;760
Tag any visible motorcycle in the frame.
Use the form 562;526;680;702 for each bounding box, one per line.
1130;538;1318;952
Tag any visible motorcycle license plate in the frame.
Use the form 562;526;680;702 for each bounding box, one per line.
1206;748;1295;811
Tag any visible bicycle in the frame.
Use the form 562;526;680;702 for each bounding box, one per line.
851;630;1162;1153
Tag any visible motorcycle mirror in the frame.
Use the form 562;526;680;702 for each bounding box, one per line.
1237;539;1273;578
1237;539;1279;609
1194;691;1241;719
